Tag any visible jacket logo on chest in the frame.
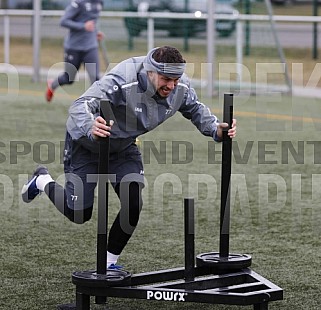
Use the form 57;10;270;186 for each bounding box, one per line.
135;107;143;113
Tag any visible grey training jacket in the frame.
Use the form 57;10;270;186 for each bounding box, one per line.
66;55;221;154
61;0;103;51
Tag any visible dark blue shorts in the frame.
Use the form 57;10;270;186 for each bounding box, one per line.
63;132;144;211
58;47;100;85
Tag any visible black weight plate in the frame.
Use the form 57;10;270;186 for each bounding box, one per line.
196;252;252;270
72;269;131;287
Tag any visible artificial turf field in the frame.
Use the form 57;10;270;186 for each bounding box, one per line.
0;75;320;309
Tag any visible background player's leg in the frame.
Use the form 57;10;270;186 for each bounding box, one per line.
84;47;100;84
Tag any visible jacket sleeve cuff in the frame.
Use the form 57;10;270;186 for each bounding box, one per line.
213;130;222;142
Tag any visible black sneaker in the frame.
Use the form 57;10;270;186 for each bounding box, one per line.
21;166;49;203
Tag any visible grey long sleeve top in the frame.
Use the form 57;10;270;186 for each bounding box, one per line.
66;55;221;154
60;0;103;51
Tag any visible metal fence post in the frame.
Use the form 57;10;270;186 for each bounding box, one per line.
313;0;319;59
147;17;154;52
32;0;41;82
4;13;10;64
206;0;215;97
236;19;243;87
